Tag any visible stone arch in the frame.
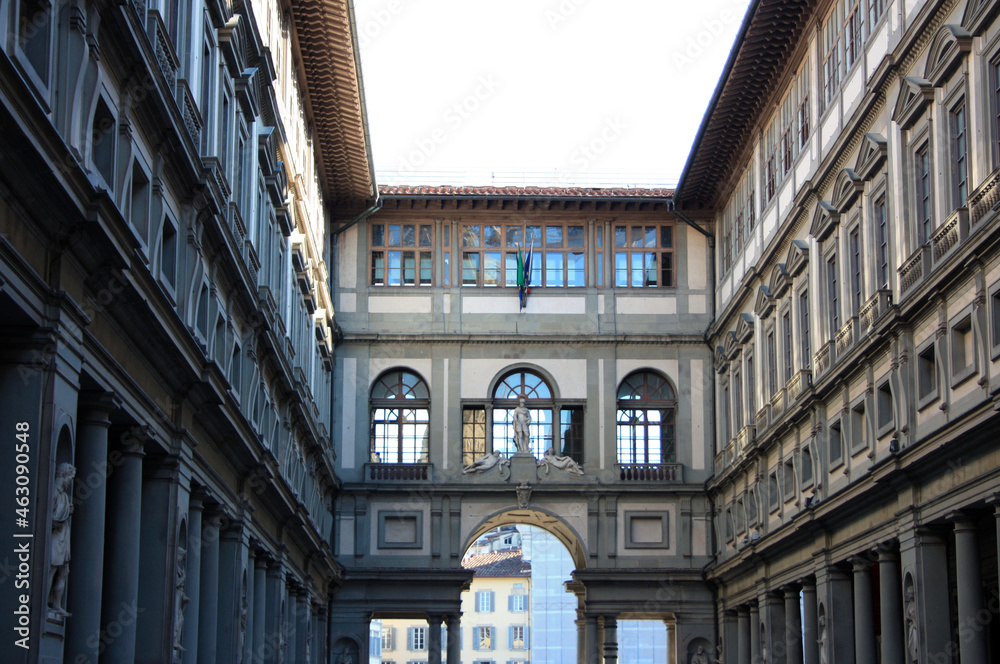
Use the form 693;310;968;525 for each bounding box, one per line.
462;506;588;571
486;362;563;401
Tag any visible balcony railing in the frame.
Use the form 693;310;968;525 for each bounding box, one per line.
859;290;892;333
835;317;857;356
769;387;786;419
146;10;179;94
366;463;432;481
931;207;968;265
755;404;771;432
970;166;1000;227
787;370;812;401
814;341;834;376
618;463;682;482
736;425;756;456
176;79;203;148
899;244;930;296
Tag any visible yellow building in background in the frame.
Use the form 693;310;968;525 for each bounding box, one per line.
381;531;532;664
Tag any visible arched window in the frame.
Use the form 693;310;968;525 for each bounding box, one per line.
371;370;430;464
616;371;676;464
492;370;553;459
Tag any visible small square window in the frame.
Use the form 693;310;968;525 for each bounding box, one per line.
950;311;976;386
917;341;938;407
829;420;843;468
850;401;867;453
876;380;894;436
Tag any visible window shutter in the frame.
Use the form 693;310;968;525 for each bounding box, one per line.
475;591;481;613
407;627;414;651
489;625;496;650
473;627;480;650
489;591;495;612
524;626;530;649
508;626;514;648
508;595;513;611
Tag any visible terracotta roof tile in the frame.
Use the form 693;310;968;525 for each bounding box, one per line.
462;550;531;577
379;185;674;199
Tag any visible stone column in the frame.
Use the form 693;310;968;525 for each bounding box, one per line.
852;557;876;664
264;562;285;664
64;391;117;663
286;587;298;664
295;592;309;664
585;614;600;664
252;555;268;663
801;582;818;664
244;549;256;664
784;585;803;664
815;566;854;664
749;603;760;664
737;607;751;664
575;615;586;664
877;550;903;664
181;491;205;664
428;614;443;664
763;592;786;664
216;522;246;664
446;614;461;664
197;511;222;664
952;517;988;664
603;616;618;664
99;435;145;663
723;610;739;664
899;526;950;663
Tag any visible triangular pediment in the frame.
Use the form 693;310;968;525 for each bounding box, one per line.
832;169;864;212
735;313;755;343
754;286;774;319
962;0;1000;35
924;25;972;86
855;134;888;180
809;201;839;242
785;240;809;278
715;345;728;374
892;77;934;130
724;331;741;361
769;263;790;298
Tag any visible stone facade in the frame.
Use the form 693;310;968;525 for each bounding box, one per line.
679;1;1000;663
0;0;371;662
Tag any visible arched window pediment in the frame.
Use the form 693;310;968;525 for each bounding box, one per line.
963;0;1000;35
785;240;809;278
924;25;972;87
832;169;863;213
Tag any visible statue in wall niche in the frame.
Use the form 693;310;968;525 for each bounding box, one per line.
338;649;353;664
512;396;531;454
691;644;710;664
173;547;190;654
817;614;828;664
538;447;584;475
905;585;918;663
463;450;508;475
48;463;76;617
237;580;248;662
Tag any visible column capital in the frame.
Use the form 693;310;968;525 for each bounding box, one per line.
849;555;873;572
799;578;817;591
987;492;1000;510
78;390;120;425
737;605;752;616
876;549;899;563
189;487;209;510
947;510;977;529
782;582;802;595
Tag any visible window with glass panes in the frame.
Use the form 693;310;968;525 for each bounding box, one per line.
371;223;434;286
559;407;584;464
370;370;430;463
915;145;932;244
827;255;840;335
460;223;586;287
613;225;674;287
951;102;968;208
782;311;793;382
875;197;889;289
849;226;862;315
616;371;676;464
462;407;487;466
821;2;843;110
493;370;553;459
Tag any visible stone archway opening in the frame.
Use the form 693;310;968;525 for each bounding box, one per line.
463;507;588;572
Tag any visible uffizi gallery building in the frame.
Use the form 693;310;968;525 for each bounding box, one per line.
1;0;999;663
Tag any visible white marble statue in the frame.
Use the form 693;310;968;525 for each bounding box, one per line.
512;396;531;454
539;447;584;475
905;585;918;663
173;547;190;653
463;450;508;475
48;463;75;617
691;644;710;664
817;614;828;664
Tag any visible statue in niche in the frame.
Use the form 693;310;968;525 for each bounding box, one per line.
691;644;710;664
512;396;531;454
463;450;508;475
905;584;918;663
714;642;725;664
817;614;828;664
538;447;584;475
48;463;76;617
338;650;353;664
237;580;248;662
173;547;190;653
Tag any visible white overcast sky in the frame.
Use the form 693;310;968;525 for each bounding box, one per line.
352;0;752;188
